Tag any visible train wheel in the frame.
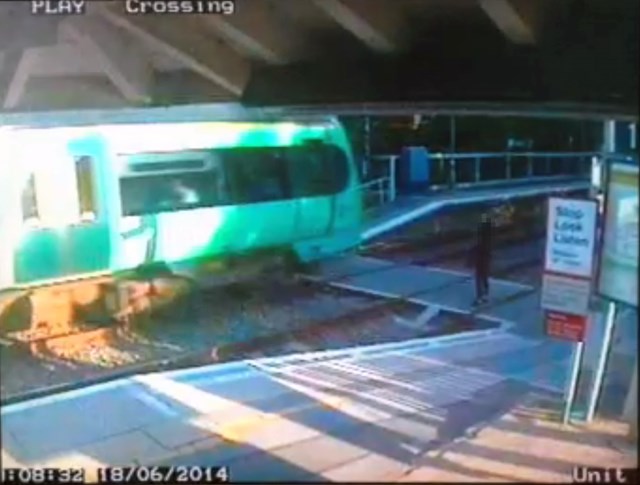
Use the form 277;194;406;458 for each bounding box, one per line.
0;290;31;336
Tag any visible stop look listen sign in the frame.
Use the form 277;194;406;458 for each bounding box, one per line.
541;197;598;330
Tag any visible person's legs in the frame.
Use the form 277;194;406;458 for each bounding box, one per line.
481;271;489;302
474;266;484;304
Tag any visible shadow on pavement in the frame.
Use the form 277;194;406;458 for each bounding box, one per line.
3;338;634;482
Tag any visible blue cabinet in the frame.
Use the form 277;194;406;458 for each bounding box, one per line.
398;146;430;192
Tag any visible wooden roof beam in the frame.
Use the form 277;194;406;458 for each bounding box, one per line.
313;0;406;53
97;5;250;96
5;44;103;78
478;0;537;44
202;0;301;64
59;16;152;103
3;49;31;108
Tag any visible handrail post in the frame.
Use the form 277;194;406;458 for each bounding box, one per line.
475;156;480;183
389;155;397;202
506;153;511;180
449;158;456;189
527;153;533;177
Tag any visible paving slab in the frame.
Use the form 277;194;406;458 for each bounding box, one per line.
419;278;523;314
31;430;171;470
223;448;327;482
142;418;218;450
267;434;369;474
2;386;174;461
485;291;545;334
312;256;533;324
323;452;409;482
340;265;462;300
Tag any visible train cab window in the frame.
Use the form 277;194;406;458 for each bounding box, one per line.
119;153;228;216
323;144;350;193
21;174;39;223
290;144;350;197
220;148;290;204
75;156;97;221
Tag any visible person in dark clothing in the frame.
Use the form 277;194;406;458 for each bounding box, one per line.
472;212;493;305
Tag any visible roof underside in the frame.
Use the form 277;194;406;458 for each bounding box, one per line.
0;0;637;119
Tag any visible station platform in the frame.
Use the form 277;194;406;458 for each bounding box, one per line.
362;178;589;241
3;258;635;481
2;330;633;481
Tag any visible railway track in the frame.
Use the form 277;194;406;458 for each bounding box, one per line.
0;279;456;405
0;229;538;363
1;243;542;405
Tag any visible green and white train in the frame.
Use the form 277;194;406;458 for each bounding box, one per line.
0;116;363;294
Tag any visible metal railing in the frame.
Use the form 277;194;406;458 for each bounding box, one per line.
360;151;595;213
359;177;395;214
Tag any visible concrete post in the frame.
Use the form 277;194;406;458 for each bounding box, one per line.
623;360;638;441
604;120;616;153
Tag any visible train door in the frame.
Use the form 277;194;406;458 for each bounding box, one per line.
289;143;334;240
11;132;111;285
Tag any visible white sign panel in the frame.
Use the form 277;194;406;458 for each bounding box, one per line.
541;273;592;316
544;198;598;278
598;163;638;307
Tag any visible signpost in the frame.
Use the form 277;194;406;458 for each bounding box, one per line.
545;311;588;342
541;197;598;425
541;273;591;316
544;198;598;278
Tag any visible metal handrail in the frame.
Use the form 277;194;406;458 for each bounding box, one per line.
358;176;393;213
429;151;599;160
366;151;593;204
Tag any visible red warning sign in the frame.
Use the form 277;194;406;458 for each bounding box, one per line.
545;311;588;342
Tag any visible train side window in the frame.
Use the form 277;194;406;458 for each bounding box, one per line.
75;155;97;221
119;151;230;216
21;174;39;223
120;171;227;217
